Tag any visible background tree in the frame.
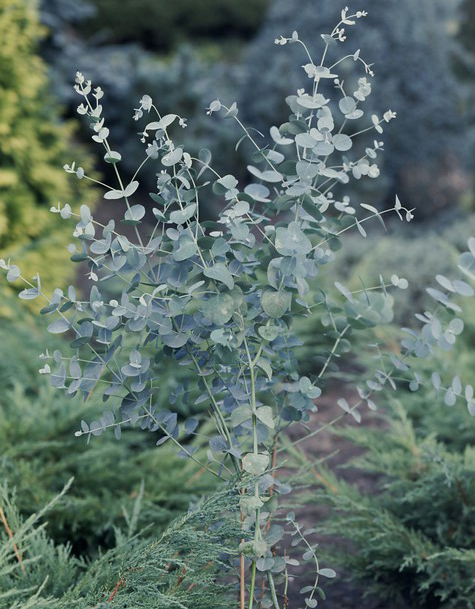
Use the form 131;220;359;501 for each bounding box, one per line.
0;0;92;311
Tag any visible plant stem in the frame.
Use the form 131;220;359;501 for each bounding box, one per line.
246;340;261;609
267;572;281;609
248;560;257;609
240;540;246;609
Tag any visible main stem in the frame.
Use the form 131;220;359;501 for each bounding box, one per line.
248;358;259;609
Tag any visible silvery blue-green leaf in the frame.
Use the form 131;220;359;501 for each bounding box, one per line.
339;96;357;115
321;33;337;46
245;184;270;202
71;321;93;347
231;405;252;427
152;208;166;223
355;218;367;238
346;109;364;120
233;200;250;217
204;263;234;290
432;372;441;391
296;93;328;109
265;150;285;165
224;101;238;118
318;568;336;579
90;238;111;255
247;165;282;183
445;388;456;406
252;539;268;557
48;319;70;334
452;375;462;395
256;406;274;428
332;134;353;151
124;204;145;222
209;100;221;112
256;359;273;381
240;496;264;514
210;328;233;346
19;287;39;300
60;204;72;219
337;398;352;415
299;376;321;399
270;125;293;146
170;204;196;225
436;275;454;292
197;147;212;178
453;280;474;297
335;282;354;302
258;325;280;342
104;188;125;200
70;356;81;379
303;64;337;79
314;141;334;155
266;524;284;545
162;332;189;348
51;364;66;389
6;265;20;282
426;288;449;305
458;252;475;280
449;318;464;335
275;222;312;256
217;174;238;191
145;114;176;131
296;160;319;180
242;452;269;476
296;132;318;148
261;290;292;318
211;238;230;256
80;206;91;226
256;557;274;572
317;106;334;132
320;167;344;180
173;235;197;261
124;181;139;197
201;293;235;325
92;127;109;143
162;147;183;167
104;150;122;163
184;418;199;434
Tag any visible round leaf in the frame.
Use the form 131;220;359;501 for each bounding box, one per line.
242;453;270;476
261;290;292;318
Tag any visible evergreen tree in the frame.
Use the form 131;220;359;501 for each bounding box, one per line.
0;0;91;311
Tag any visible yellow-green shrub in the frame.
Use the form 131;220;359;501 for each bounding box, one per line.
0;0;93;312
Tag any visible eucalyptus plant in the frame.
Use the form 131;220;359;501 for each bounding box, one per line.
2;8;474;608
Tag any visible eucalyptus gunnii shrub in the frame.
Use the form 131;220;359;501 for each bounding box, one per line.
2;9;475;608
